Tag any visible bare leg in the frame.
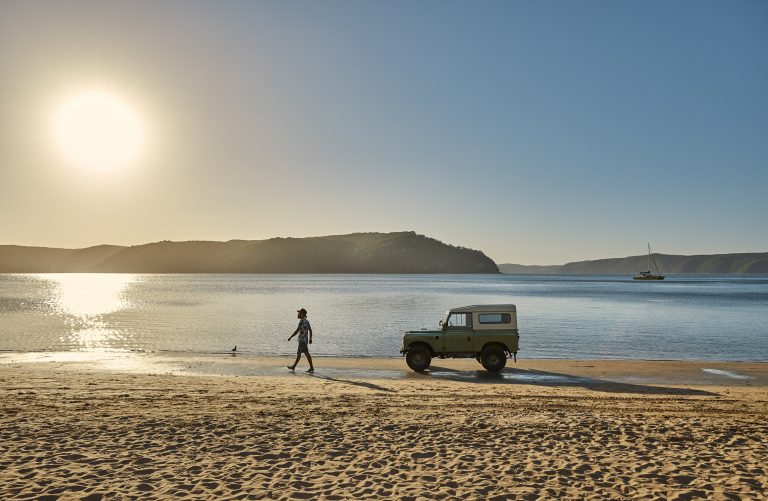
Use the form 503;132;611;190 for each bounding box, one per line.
288;353;301;370
305;353;314;372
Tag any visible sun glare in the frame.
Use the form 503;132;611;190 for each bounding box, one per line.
52;90;145;172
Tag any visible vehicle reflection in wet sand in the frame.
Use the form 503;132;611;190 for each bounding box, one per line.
415;366;716;396
422;367;578;383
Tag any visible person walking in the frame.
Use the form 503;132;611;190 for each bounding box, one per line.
287;308;314;372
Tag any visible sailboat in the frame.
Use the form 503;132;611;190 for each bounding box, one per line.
633;243;665;280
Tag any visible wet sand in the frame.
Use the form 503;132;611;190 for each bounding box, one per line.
1;354;767;499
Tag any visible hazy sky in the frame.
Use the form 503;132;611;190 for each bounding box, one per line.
1;0;766;264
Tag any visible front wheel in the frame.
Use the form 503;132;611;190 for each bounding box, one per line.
406;346;432;372
480;345;507;372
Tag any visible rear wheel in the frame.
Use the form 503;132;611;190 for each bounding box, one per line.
406;346;432;372
480;345;507;372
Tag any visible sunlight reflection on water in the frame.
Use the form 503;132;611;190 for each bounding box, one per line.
46;273;137;316
41;274;138;349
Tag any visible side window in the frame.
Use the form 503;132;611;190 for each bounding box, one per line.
478;313;512;324
447;313;472;328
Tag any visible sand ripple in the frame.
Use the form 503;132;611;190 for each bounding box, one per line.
1;366;767;499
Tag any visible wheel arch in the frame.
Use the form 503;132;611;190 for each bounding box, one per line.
407;341;435;356
480;341;510;355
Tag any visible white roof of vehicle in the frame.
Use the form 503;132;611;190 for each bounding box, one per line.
449;304;516;313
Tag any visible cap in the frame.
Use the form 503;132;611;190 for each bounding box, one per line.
297;308;307;315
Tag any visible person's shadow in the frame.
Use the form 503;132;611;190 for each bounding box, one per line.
308;373;397;393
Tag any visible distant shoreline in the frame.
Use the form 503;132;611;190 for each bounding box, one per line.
1;271;766;277
500;251;768;274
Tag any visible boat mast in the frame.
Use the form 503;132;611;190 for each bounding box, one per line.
647;243;651;273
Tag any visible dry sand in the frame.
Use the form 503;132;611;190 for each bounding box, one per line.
1;354;767;500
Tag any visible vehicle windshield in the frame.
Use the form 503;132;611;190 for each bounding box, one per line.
446;312;471;328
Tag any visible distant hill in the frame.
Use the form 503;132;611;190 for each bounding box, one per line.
0;232;499;274
499;252;768;274
0;245;125;273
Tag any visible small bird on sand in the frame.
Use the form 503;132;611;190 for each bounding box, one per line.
231;345;237;356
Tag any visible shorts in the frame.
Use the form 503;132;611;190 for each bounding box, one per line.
297;342;310;354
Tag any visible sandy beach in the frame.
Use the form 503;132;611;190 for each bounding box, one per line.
1;354;767;500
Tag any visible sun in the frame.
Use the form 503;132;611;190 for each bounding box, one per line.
52;90;145;172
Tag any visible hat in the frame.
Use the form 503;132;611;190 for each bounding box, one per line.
297;308;307;315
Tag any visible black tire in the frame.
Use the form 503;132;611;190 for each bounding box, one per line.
480;345;507;372
406;346;432;372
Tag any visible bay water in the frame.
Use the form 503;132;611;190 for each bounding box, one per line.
1;274;766;361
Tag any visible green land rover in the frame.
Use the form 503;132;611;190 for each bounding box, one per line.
400;304;519;373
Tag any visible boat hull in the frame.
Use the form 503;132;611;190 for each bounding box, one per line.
633;275;665;280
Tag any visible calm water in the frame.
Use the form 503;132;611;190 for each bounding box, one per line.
1;274;766;361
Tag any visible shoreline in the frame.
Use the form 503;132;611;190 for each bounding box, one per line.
2;351;767;386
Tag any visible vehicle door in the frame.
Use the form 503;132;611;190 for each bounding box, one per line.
442;312;474;353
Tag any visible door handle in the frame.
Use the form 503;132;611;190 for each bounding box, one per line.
435;336;439;340
467;337;471;341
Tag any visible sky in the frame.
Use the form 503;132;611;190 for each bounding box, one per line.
1;0;766;265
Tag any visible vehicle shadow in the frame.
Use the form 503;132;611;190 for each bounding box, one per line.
418;366;718;396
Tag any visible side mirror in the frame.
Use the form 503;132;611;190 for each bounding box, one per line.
438;320;443;328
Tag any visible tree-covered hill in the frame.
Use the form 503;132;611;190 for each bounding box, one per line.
0;232;499;274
